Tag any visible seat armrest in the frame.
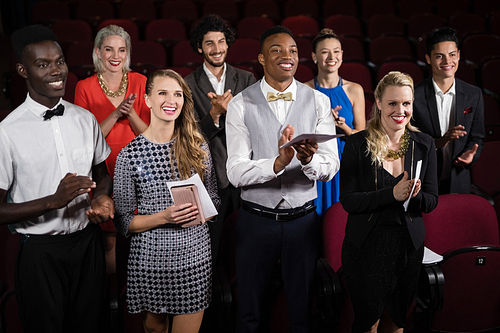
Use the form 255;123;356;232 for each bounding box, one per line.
417;264;445;312
315;258;343;325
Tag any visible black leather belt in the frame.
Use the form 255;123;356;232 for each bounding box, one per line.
242;201;316;222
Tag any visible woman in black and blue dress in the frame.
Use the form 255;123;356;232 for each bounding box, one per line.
340;71;438;333
114;69;220;333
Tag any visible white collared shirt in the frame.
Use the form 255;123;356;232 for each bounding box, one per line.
203;62;227;96
0;94;111;235
432;78;456;181
432;78;456;136
225;77;339;208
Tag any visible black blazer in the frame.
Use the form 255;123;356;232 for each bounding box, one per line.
412;77;484;194
185;64;256;189
339;130;439;249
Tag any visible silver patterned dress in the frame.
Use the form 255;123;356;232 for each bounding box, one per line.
114;134;220;314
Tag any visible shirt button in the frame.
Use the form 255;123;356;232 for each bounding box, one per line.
60;153;63;156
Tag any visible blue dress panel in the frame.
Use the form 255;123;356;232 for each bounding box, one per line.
314;77;354;216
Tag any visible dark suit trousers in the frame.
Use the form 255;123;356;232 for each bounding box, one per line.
210;184;240;264
235;207;320;333
15;224;106;333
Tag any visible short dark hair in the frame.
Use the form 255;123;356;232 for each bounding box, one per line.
12;25;59;63
260;26;294;52
426;27;459;56
189;14;236;54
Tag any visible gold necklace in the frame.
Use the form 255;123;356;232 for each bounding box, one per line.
386;130;410;160
97;72;128;98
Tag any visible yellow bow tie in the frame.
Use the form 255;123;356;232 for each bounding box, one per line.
266;92;293;102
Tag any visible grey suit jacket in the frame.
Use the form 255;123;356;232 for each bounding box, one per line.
412;77;484;194
185;64;256;189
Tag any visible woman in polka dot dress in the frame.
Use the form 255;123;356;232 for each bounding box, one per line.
114;69;220;333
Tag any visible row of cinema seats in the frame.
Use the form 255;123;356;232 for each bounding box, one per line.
2;193;498;333
23;14;500;76
29;0;500;37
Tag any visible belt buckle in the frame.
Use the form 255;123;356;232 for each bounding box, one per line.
275;212;289;222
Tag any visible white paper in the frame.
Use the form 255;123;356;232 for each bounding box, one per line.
404;160;422;211
166;174;218;221
279;133;344;148
422;246;443;264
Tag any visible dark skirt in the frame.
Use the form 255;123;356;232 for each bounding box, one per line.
341;224;424;332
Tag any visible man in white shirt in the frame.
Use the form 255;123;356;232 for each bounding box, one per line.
0;25;114;333
226;26;339;333
185;14;256;263
412;27;484;194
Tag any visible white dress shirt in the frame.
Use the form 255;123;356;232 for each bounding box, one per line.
0;94;110;235
225;77;339;207
203;62;227;96
432;78;456;181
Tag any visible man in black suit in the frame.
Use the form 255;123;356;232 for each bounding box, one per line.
185;14;256;263
412;27;484;194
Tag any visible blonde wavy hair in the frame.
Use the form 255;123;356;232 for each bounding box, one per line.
366;71;419;165
145;69;208;181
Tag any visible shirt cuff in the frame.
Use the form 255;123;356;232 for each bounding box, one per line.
301;154;319;179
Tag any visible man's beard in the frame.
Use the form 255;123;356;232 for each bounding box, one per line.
204;51;226;67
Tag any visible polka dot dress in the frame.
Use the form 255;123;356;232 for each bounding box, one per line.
113;134;220;314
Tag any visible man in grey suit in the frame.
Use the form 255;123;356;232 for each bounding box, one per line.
185;14;256;263
412;27;484;194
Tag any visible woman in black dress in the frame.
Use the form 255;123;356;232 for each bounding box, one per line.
339;71;438;332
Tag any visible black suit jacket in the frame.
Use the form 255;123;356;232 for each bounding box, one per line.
340;130;439;249
412;77;484;194
185;64;256;189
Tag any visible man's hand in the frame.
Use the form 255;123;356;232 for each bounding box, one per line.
293;139;318;165
87;194;115;224
52;173;96;209
208;89;233;124
274;125;295;173
435;125;467;149
454;143;478;167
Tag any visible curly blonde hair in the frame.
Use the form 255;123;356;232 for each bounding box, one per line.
145;69;208;181
366;71;419;164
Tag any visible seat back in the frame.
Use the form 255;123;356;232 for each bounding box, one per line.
423;194;499;254
431;247;500;332
419;194;500;332
324;15;363;39
339;62;372;92
322;202;348;273
471;141;500;198
281;16;319;39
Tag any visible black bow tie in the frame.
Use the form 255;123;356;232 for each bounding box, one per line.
43;104;65;120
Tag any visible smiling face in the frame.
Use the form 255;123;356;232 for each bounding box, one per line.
199;31;228;68
96;35;128;74
425;41;460;81
376;85;413;136
17;40;68;108
258;33;298;90
145;76;184;124
312;38;343;74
